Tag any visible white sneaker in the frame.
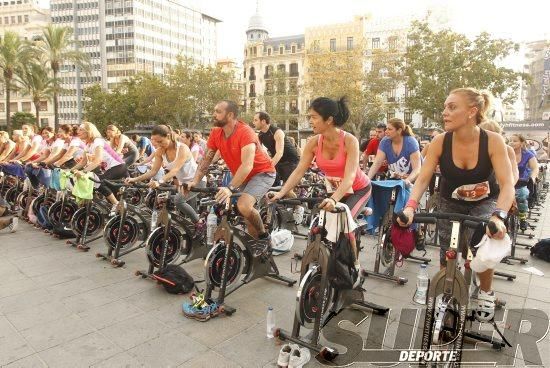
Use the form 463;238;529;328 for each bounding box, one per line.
288;347;311;368
472;289;496;322
0;217;18;234
277;343;299;368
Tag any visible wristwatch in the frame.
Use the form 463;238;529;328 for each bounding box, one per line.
158;179;165;184
228;185;236;192
492;209;507;222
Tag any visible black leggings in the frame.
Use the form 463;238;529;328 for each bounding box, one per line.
95;164;128;197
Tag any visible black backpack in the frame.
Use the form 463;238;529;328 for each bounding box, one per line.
153;265;195;294
327;233;356;290
530;238;550;262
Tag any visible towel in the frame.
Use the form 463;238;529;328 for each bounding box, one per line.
322;203;358;243
366;180;410;233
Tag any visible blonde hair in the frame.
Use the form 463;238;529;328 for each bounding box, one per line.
450;87;492;125
388;118;414;136
0;131;9;140
81;121;102;141
12;129;23;137
479;120;502;134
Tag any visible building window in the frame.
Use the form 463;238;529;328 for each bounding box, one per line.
387;89;396;102
21;102;31;112
404;110;413;123
347;37;353;50
372;37;380;49
279;46;284;55
265;65;272;78
386;110;395;121
312;40;320;52
0;103;4;112
24;14;28;23
39;101;48;111
291;45;296;53
330;38;336;52
278;64;286;74
289;63;298;77
249;66;255;80
388;37;397;50
267;48;271;56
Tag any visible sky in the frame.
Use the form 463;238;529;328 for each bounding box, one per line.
39;0;549;67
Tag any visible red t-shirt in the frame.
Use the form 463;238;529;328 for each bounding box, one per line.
364;138;387;173
207;121;275;182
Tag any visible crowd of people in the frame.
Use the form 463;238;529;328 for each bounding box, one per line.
0;87;542;323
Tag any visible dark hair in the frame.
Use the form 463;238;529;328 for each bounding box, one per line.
71;125;78;136
151;124;178;142
182;131;196;146
40;126;53;134
376;122;387;129
256;111;271;124
59;124;72;135
221;100;239;118
388;118;414;136
131;134;140;141
308;97;350;126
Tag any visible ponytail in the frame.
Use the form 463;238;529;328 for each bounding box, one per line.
388;118;414;137
152;124;178;143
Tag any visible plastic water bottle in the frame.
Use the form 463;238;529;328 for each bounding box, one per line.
206;207;217;245
293;206;305;225
150;210;158;230
266;307;275;338
413;264;429;305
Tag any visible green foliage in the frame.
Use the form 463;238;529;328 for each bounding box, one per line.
404;21;529;125
11;112;36;129
83;58;238;132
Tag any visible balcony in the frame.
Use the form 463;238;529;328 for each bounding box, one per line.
289;71;299;77
249;92;256;98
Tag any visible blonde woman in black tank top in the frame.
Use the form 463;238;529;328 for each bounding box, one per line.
398;88;515;322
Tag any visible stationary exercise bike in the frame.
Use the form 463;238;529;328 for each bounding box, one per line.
404;212;511;367
193;186;296;316
275;197;389;361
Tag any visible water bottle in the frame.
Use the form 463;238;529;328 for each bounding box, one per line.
206;207;217;245
293;206;305;225
413;264;429;305
266;306;275;338
150;210;158;230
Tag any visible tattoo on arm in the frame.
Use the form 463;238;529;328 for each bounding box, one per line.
195;148;216;181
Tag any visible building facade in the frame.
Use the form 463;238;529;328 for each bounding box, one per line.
523;40;550;121
50;0;220;124
0;0;53;128
242;6;305;131
216;58;245;110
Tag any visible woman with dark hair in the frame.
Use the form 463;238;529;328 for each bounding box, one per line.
367;118;422;185
53;125;85;168
126;125;205;221
269;97;371;270
181;131;204;163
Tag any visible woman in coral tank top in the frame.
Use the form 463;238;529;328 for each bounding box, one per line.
269;97;371;270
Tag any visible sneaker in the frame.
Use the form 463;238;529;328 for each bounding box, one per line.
0;217;18;234
182;298;221;322
277;343;299;367
288;347;311;368
472;289;496;322
254;235;273;258
519;219;528;231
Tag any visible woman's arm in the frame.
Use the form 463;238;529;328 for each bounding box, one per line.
160;144;191;183
367;149;387;179
191;146;199;162
129;150;163;182
274;136;317;198
72;153;87;171
17;140;40;162
506;146;519;184
113;135;125;154
83;145;104;172
54;146;76;166
528;156;539;181
406;151;422;183
0;143;14;162
43;146;65;165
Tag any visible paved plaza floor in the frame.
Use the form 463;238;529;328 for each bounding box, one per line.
1;202;550;367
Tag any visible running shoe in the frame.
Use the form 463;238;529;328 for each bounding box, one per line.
519;219;528;231
182;293;221;322
253;235;273;258
277;343;300;368
288;346;311;368
471;288;496;322
0;217;18;234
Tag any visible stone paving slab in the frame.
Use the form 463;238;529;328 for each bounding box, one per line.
1;199;549;367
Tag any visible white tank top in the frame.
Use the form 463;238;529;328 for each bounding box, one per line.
162;141;198;183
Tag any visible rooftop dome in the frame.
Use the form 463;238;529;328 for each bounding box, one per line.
247;1;268;33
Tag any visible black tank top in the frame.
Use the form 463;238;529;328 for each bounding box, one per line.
440;129;499;201
258;125;299;165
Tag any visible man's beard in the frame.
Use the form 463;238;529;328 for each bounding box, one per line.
213;118;228;127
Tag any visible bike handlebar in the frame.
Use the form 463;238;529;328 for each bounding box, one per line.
397;211;499;235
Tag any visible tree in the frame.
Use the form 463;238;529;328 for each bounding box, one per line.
11;112;36;130
305;45;401;137
38;25;90;130
0;31;34;133
404;21;529;125
257;68;300;130
16;62;55;127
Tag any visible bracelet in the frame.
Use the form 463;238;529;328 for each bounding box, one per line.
329;198;337;205
405;199;418;211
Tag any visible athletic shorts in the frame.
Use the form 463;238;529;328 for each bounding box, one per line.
238;172;276;203
438;196;496;266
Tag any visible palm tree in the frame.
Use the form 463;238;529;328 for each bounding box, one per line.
0;31;34;133
38;25;90;130
16;62;55;127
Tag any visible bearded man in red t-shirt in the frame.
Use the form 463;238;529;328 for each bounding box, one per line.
186;100;276;257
